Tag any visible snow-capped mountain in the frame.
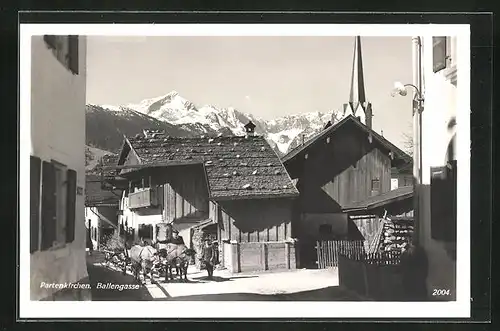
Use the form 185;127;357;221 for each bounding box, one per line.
86;90;341;156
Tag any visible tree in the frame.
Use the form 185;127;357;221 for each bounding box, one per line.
85;146;94;167
401;122;414;157
402;132;414;157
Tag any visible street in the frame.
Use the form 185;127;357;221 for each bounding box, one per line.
86;251;363;301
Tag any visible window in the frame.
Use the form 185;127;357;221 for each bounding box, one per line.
433;36;451;73
138;224;153;240
43;35;79;75
31;157;77;252
370;178;381;197
143;176;150;188
391;178;399;190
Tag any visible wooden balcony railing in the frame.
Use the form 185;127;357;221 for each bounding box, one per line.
128;187;159;209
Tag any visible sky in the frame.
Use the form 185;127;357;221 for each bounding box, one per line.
86;36;414;149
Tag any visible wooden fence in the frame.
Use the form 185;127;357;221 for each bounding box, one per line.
316;240;407;300
316;240;403;269
315;240;365;268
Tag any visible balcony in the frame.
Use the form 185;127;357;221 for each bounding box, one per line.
128;187;159;209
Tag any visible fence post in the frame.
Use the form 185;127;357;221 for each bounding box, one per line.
230;240;240;273
317;241;322;269
261;243;268;271
285;241;290;269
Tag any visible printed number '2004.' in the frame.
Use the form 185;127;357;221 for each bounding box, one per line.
432;289;451;296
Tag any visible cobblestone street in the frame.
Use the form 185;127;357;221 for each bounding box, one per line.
86;251;363;301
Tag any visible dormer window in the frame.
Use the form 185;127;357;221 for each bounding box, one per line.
244;121;256;136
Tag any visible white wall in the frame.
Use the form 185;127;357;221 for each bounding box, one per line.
418;36;459;300
120;194;163;242
30;36;88;300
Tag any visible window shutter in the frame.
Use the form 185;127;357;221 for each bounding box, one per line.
30;156;42;253
41;161;57;250
68;35;79;75
66;169;77;243
43;35;57;49
433;37;447;73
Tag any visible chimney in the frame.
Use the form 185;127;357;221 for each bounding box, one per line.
365;102;373;129
143;129;165;138
244;121;256;136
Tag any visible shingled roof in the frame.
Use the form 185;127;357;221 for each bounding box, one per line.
87;154;120;177
85;174;122;207
120;135;299;201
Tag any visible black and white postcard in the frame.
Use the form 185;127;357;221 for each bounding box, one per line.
19;22;471;319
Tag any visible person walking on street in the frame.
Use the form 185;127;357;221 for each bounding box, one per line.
86;219;93;256
201;238;216;279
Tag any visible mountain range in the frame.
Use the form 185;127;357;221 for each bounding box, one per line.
85;90;342;163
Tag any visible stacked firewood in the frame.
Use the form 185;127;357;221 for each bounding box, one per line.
379;219;414;253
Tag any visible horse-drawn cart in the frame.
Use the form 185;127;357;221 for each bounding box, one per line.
99;222;195;284
101;248;130;275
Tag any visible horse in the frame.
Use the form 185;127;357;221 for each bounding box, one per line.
158;243;196;282
129;243;158;284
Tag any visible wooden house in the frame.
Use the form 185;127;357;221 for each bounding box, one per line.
391;161;413;190
281;115;412;267
111;126;300;273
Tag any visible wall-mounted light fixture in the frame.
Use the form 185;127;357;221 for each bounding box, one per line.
391;81;424;103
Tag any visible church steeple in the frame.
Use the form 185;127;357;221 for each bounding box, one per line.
342;36;373;129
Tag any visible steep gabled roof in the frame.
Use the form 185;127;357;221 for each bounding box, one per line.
121;135;299;201
87;154;120;177
282;115;411;166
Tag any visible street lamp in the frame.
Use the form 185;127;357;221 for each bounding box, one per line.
391;82;424;102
